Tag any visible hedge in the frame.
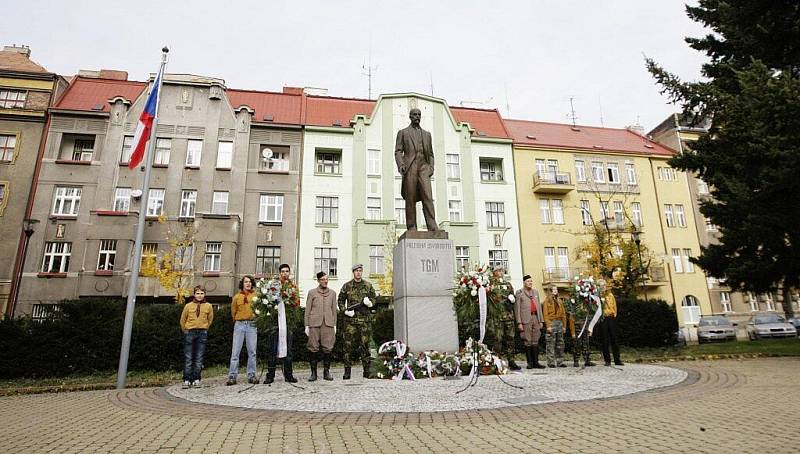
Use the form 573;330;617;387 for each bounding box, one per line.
0;296;677;379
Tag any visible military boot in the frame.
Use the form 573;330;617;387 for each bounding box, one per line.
283;357;298;383
525;347;534;369
362;359;371;379
323;354;333;381
508;357;522;371
531;346;546;369
308;354;318;382
263;368;276;384
343;366;352;380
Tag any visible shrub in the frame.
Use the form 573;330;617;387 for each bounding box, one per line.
614;297;678;347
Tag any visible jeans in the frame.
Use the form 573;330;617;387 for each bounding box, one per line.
228;320;258;378
183;329;208;382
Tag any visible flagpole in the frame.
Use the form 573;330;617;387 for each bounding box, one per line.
116;47;169;389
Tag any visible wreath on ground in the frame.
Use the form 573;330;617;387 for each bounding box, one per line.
372;338;508;380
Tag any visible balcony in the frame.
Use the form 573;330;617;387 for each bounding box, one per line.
532;171;574;194
541;267;588;287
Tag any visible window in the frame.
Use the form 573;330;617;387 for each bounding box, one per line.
259;194;284;223
681;295;700;324
613;201;624;225
0;182;6;215
175;244;194;270
765;293;775;311
141;243;157;269
114;187;131;212
539;199;551;224
260;146;290;171
446;154;460;179
535;159;547;177
204;242;221;272
672;248;683;273
675;205;686;227
147;189;165;216
185;139;202;167
368;149;381;175
316;150;341;174
591;161;604;182
448;200;462;222
705;218;718;232
574;159;586;182
366;197;381;220
314;247;338;278
155;138;171;165
580;200;591;226
0;89;26;108
455;246;469;270
544;247;556;270
369;245;385;275
600;201;610;220
31;304;60;322
631;202;642;227
683;248;694;273
72;137;94;161
720;292;732;313
607;163;620;184
658;166;676;181
0;134;17;161
216;141;232;169
180;190;197;218
748;292;759;312
697;179;709;195
97;240;117;271
212;191;229;215
315;196;338;224
625;163;637;184
488;250;508;272
256;246;281;276
395;198;406;225
486;201;505;228
552;199;564;224
479;159;503;182
52;186;81;216
41;242;71;273
664;204;675;227
120;136;133;164
557;247;569;270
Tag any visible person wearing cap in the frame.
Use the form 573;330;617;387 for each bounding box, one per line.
543;284;568;368
179;285;214;388
489;264;522;371
305;271;338;381
337;263;377;379
514;275;546;369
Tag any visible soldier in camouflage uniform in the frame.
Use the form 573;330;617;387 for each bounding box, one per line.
338;264;377;379
489;265;522;371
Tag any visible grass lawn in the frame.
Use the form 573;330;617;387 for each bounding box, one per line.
1;338;798;395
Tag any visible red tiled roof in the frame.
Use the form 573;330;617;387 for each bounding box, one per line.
226;89;302;125
0;50;50;74
305;96;375;127
55;77;146;113
451;107;510;139
503;119;676;156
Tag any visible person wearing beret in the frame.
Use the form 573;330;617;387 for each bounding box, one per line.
337;264;377;379
305;271;338;381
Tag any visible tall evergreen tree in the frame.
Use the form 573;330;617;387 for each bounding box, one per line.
646;1;800;318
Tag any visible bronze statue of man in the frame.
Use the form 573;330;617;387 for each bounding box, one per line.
395;108;438;231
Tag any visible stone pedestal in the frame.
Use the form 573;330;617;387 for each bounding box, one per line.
393;232;459;353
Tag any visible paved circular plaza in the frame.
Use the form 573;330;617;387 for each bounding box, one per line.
167;364;687;413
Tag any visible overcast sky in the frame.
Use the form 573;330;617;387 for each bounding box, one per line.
4;1;708;130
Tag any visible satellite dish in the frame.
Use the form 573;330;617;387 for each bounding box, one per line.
131;189;143;199
261;148;273;160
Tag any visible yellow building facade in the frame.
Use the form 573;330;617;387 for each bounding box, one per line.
505;119;711;335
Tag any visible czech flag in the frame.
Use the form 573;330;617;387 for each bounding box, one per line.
127;67;164;169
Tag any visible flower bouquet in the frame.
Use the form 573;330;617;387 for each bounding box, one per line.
458;337;508;375
565;275;603;320
452;265;511;336
417;350;461;378
374;340;423;380
253;277;302;332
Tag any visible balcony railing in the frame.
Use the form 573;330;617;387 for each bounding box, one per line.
532;171;574;193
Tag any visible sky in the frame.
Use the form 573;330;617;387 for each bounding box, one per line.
2;0;709;131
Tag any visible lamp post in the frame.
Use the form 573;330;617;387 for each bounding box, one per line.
631;229;648;302
8;218;40;317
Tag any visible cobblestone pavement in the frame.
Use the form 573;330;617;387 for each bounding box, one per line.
0;358;797;453
167;364;687;413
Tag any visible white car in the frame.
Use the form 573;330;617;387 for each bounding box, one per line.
746;313;798;340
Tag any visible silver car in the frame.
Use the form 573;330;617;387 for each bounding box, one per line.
696;316;736;343
746;313;798;340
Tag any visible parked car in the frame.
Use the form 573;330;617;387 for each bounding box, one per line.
789;317;800;336
696;315;736;343
746;313;798;340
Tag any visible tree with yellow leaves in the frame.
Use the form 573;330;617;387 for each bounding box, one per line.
139;216;198;304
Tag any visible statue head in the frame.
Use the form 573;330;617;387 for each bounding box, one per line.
409;108;421;127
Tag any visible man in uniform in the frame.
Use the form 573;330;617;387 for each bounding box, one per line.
543;285;568;368
305;271;338;381
514;275;546;369
490;264;522;371
338;264;377;379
